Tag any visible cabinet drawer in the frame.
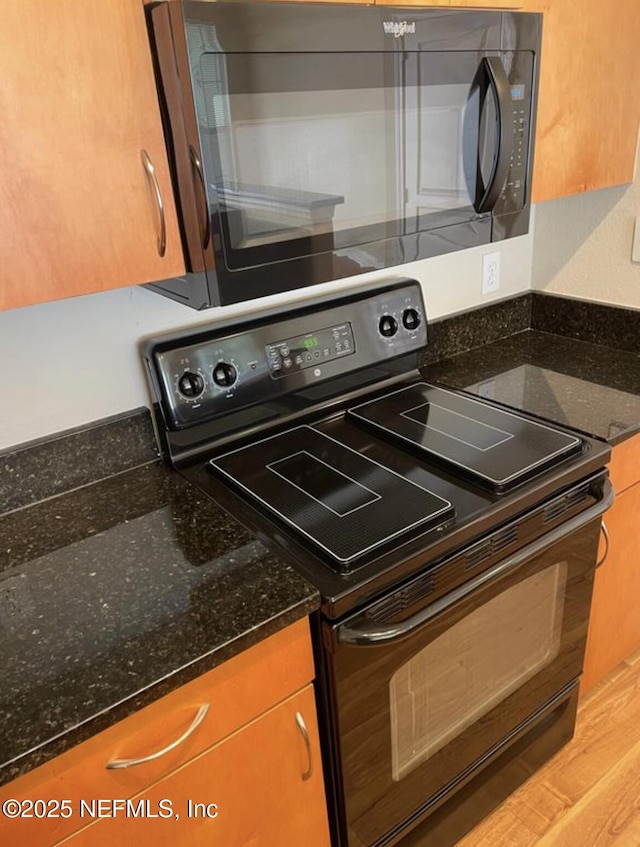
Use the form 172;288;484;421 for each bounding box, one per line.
0;619;313;847
59;685;331;847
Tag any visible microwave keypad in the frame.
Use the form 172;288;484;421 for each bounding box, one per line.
500;103;529;212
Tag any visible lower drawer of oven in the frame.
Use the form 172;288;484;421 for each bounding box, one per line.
383;680;579;847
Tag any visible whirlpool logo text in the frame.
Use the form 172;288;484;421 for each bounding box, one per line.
382;21;416;37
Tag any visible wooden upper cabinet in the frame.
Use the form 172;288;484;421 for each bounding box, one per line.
527;0;640;203
0;0;185;312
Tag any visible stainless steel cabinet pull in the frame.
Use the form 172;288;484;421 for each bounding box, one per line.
295;711;313;781
105;704;209;770
141;149;167;257
596;520;610;568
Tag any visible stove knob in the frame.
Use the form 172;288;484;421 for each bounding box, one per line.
177;371;205;399
402;308;421;331
379;315;398;338
213;361;238;388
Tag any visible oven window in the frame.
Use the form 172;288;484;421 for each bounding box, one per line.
389;561;567;781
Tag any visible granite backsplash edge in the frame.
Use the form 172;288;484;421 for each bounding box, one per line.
0;408;159;515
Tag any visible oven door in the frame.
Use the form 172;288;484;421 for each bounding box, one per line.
323;479;613;847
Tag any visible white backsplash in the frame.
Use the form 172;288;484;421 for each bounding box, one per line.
532;143;640;310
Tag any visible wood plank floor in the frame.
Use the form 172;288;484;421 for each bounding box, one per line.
457;650;640;847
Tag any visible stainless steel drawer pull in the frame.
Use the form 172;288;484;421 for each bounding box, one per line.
295;711;313;781
596;520;610;568
105;704;209;770
141;149;167;258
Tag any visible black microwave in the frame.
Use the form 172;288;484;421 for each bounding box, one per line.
146;2;541;309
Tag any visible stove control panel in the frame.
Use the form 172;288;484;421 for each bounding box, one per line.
266;323;355;378
145;279;427;430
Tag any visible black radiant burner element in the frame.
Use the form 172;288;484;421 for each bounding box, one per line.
209;425;455;569
349;384;582;492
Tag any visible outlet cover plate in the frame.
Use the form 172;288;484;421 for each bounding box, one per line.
482;252;501;295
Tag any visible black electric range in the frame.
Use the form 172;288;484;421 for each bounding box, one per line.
142;277;609;617
142;278;612;847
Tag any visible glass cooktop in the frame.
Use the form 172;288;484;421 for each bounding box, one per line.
348;383;582;491
209;425;455;568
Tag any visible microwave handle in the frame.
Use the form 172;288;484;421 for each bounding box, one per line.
190;145;211;250
474;56;514;214
337;478;614;647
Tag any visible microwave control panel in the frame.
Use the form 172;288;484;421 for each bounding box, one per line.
147;281;427;430
497;51;535;214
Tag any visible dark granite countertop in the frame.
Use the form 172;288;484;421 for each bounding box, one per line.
422;329;640;445
0;461;319;786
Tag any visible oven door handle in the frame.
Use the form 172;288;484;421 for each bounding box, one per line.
337;478;614;647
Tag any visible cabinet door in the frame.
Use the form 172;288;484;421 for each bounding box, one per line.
64;685;331;847
582;481;640;693
0;0;185;311
528;0;640;202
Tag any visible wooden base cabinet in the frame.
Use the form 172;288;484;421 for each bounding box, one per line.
64;686;329;847
582;436;640;694
0;619;330;847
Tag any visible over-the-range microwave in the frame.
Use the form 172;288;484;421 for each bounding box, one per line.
146;1;541;309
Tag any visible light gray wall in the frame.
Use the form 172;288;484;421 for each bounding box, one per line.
532;144;640;309
0;232;533;452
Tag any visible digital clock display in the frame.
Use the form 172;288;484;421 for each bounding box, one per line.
302;337;319;349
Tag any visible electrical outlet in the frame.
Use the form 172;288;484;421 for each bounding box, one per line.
482;252;501;295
